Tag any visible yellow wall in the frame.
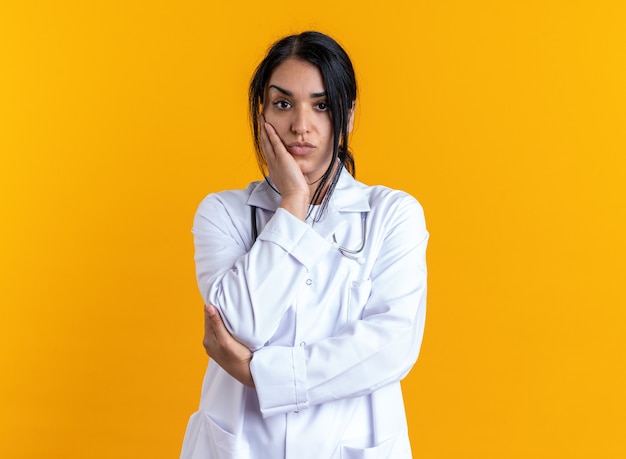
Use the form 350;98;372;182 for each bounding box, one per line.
1;1;625;457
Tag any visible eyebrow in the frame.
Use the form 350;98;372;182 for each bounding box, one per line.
268;84;327;98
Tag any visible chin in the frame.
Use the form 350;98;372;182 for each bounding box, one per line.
297;159;334;177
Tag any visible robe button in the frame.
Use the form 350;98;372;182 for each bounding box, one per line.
306;279;312;286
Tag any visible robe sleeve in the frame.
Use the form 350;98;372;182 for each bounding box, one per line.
193;195;333;351
249;194;428;418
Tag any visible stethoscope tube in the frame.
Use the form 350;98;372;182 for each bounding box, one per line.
333;212;367;261
251;205;259;241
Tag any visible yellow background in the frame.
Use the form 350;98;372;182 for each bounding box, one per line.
1;1;625;457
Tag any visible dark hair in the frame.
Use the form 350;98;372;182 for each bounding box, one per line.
249;31;357;219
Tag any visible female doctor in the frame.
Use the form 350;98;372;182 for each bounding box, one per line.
180;31;428;459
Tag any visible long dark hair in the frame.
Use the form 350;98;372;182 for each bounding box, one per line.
249;31;357;219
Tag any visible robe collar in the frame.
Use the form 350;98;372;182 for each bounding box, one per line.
246;167;370;213
246;167;370;240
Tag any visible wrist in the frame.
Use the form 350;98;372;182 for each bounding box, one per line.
279;193;309;221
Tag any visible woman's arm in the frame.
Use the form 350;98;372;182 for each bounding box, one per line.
194;202;333;350
250;196;428;417
194;120;332;351
201;195;428;418
202;304;254;388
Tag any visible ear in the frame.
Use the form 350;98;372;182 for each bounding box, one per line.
347;102;356;133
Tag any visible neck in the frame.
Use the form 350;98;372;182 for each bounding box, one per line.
307;160;340;205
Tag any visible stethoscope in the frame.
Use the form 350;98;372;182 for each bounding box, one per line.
250;206;367;262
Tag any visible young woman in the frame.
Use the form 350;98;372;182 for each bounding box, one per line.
181;31;428;459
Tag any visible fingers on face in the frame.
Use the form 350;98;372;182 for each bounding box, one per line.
260;122;273;158
261;120;286;159
265;122;282;148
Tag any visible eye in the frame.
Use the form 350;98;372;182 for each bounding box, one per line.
316;102;329;111
272;100;291;110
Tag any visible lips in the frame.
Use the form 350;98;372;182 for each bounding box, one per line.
286;142;316;156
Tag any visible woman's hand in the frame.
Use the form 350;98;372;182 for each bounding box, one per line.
203;305;255;388
260;118;309;220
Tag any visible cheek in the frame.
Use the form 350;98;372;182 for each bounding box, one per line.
322;125;334;145
263;112;287;133
320;117;333;139
262;114;289;146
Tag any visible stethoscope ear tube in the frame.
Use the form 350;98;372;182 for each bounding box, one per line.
251;205;259;241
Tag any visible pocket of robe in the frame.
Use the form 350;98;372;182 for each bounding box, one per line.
203;413;250;458
348;278;372;321
340;434;398;459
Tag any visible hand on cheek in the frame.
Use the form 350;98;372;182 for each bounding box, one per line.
260;118;310;220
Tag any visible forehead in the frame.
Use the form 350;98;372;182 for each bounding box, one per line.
267;58;325;92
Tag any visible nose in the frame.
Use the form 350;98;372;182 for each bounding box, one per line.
291;107;310;135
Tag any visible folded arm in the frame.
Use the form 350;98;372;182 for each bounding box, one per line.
194;200;332;351
200;195;428;418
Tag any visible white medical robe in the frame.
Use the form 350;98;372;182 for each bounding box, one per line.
181;169;428;459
